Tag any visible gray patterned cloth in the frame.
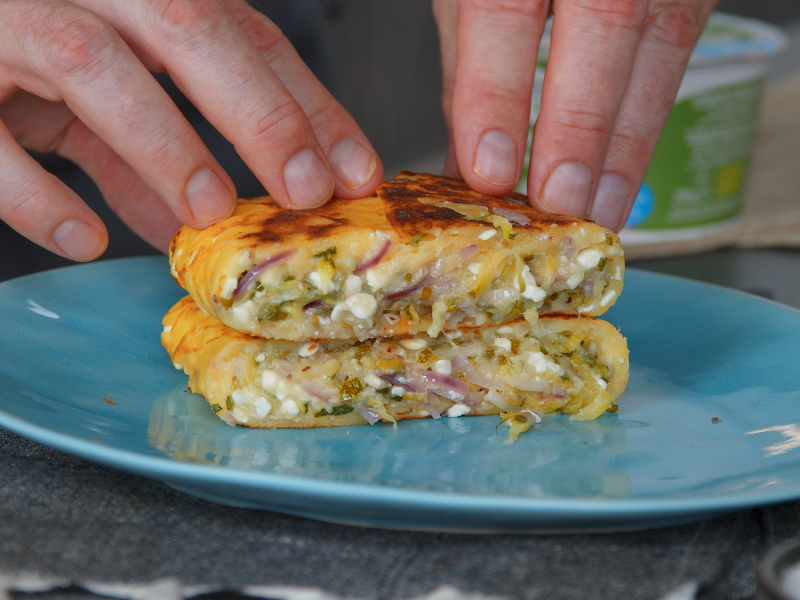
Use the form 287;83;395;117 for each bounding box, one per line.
1;427;798;600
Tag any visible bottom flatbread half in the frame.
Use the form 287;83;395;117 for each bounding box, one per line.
162;297;628;432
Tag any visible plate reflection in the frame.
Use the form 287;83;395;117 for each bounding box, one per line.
148;387;632;499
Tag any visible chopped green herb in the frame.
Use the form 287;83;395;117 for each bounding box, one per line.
409;233;430;247
376;386;392;395
226;396;233;410
605;233;614;246
508;231;518;240
597;257;607;271
314;404;355;417
211;404;222;413
313;247;337;259
339;378;364;402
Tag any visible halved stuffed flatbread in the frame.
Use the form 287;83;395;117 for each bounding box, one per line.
162;296;629;433
169;173;624;342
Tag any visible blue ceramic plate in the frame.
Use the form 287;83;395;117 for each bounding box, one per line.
1;257;799;533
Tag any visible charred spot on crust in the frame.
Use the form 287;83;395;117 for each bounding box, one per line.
379;172;580;238
236;209;350;244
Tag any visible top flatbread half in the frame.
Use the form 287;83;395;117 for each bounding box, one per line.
170;172;624;341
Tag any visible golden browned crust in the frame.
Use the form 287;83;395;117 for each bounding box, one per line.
381;172;580;239
169;172;623;341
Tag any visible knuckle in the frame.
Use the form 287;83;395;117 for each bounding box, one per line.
149;0;226;45
608;127;652;161
140;126;195;171
234;10;285;55
246;98;309;149
549;106;614;143
574;0;647;30
36;4;118;78
464;0;549;19
303;102;341;136
645;1;703;52
2;180;49;224
474;85;532;118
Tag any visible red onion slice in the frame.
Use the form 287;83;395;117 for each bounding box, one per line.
458;244;479;261
233;249;296;300
462;391;485;406
508;375;549;392
379;373;423;393
452;357;500;390
562;236;577;259
383;281;427;303
354;238;392;274
485;390;516;411
300;381;332;402
520;409;543;423
418;370;469;399
303;300;325;312
274;360;293;379
492;207;531;226
221;413;236;427
358;406;382;425
580;279;594;296
424;392;442;419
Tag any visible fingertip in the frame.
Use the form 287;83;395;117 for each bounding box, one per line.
283;148;335;209
329;137;380;195
537;162;594;218
589;173;631;231
185;167;237;227
472;129;518;187
442;143;461;179
52;218;108;262
459;130;521;196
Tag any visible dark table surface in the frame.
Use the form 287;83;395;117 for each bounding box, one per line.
1;248;800;600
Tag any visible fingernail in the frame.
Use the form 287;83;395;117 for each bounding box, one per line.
53;220;105;261
186;168;235;224
284;148;334;208
589;173;630;231
473;130;518;186
541;162;593;217
329;137;377;190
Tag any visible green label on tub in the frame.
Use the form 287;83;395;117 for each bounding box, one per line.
636;78;763;229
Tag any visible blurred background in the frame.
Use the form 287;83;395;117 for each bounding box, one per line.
1;0;799;283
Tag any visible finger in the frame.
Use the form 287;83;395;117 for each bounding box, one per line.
223;0;383;198
79;0;335;209
588;0;713;231
0;118;107;261
450;0;549;195
433;0;462;178
3;1;237;228
0;91;180;252
527;0;648;218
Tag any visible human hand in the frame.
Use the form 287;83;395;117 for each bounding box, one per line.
0;0;383;259
434;0;717;231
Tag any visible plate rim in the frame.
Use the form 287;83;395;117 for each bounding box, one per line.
2;256;800;522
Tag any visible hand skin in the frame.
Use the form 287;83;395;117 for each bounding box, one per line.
434;0;719;231
0;0;383;259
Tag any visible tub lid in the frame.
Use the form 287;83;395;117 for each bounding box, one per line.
537;12;788;68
